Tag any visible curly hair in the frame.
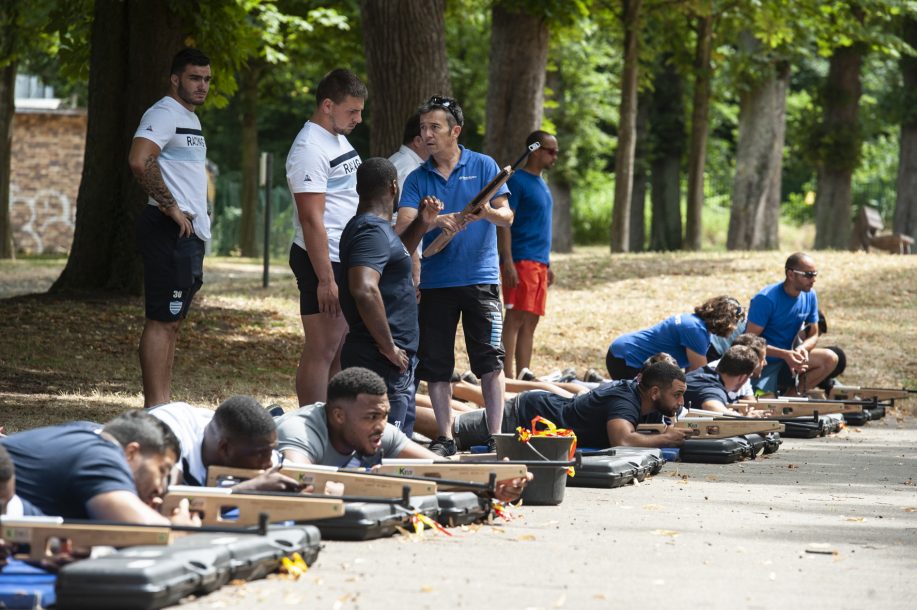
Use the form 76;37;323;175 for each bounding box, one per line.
694;295;744;337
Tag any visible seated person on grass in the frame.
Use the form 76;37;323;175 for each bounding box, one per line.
276;367;531;502
415;362;692;450
0;410;194;524
683;345;760;415
150;396;300;491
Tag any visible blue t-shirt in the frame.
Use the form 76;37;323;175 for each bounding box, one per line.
747;281;819;362
684;366;729;409
610;313;711;369
1;422;137;519
515;380;665;449
400;146;510;288
506;170;552;264
339;213;418;353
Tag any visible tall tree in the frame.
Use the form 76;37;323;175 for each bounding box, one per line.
483;1;549;166
361;0;452;157
238;59;263;257
629;94;649;251
813;37;866;249
610;0;642;252
727;37;790;251
648;55;685;251
684;10;713;251
893;15;917;241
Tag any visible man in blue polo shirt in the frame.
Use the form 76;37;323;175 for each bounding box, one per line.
497;130;558;381
746;252;838;395
395;96;514;456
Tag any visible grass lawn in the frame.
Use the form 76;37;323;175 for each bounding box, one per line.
1;248;914;432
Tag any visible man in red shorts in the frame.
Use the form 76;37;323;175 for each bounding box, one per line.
498;130;559;380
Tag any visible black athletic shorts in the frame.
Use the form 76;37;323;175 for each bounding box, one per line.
417;284;505;382
606;351;640;381
453;396;521;451
136;205;204;322
289;243;345;316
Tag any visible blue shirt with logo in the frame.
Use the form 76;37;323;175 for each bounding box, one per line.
747;281;819;362
400;146;510;288
610;313;711;369
506;170;552;264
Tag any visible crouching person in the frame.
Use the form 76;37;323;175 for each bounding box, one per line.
276;367;530;502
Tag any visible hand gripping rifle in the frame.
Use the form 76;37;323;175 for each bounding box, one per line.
422;141;541;258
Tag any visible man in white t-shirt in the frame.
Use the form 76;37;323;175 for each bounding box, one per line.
150;395;297;491
286;68;367;406
129;48;211;408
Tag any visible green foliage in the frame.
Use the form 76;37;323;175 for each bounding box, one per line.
571;171;614;244
444;0;491;148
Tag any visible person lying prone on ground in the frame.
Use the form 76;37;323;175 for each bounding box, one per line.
414;362;693;450
150;396;300;491
276;367;531;502
0;410;197;525
683;345;761;416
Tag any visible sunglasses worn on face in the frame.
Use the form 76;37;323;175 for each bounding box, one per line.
788;269;818;278
428;96;461;124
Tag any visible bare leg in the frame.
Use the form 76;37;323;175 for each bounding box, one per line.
480;369;506;435
502;308;524;378
414;404;453;439
791;348;840;395
514;311;541;373
139;319;182;407
296;313;348;406
428;381;455;439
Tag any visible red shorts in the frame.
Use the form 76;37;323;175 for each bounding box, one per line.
502;260;548;316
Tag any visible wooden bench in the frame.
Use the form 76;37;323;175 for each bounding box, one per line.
850;206;914;254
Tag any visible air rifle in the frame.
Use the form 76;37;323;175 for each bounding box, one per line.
206;463;437;498
829;385;913;401
422;141;541;258
638;418;784;438
161;485;344;527
376;459;529;488
737;398;863;418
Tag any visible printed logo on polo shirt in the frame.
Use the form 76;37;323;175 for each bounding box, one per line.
304;174;313;182
144;125;154;132
169;301;182;315
458;175;478;181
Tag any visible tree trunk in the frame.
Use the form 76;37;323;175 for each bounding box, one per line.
0;61;15;259
648;56;684;251
684;14;712;251
629;94;649;252
360;0;451;157
483;3;549;166
727;46;790;251
894;16;917;242
814;43;865;250
52;0;185;294
239;61;261;258
549;177;573;253
610;0;642;253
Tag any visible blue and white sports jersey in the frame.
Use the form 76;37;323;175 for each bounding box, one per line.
134;96;210;239
285;121;362;262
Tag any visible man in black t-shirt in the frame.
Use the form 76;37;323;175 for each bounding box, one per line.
338;158;441;435
0;410;191;524
416;362;693;449
684;345;759;415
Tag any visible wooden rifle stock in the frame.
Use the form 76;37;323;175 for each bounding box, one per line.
739;399;862;417
638;418;784;438
422;142;541;258
830;385;912;401
0;516;173;562
376;460;528;488
206;464;437;498
161;485;343;527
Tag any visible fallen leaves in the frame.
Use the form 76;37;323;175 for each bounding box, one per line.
653;529;680;538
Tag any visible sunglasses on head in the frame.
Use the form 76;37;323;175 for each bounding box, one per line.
788;269;818;278
428;95;461;124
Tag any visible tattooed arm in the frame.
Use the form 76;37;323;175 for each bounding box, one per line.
129;137;193;237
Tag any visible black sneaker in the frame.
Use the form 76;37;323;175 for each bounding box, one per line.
583;368;605;383
518;367;536;381
265;404;286;418
428;436;457;457
486;436;497;453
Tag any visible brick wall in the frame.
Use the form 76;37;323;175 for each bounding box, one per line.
10;110;87;254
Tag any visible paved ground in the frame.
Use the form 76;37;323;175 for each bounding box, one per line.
182;410;917;610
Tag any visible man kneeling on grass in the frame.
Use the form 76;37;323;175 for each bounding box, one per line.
415;362;693;450
276;367;530;502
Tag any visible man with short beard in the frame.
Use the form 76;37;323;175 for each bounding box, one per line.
129;47;212;408
286;69;367;406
